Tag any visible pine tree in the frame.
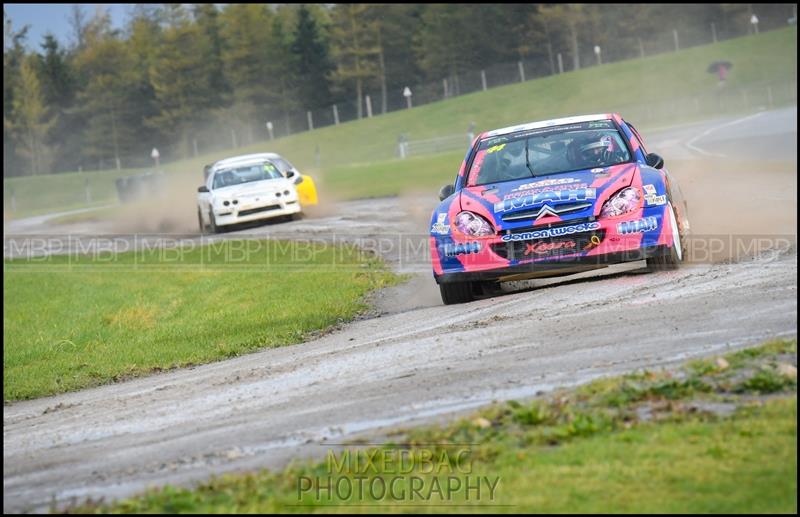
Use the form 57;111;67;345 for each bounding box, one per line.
329;4;380;119
8;55;57;175
290;4;334;111
148;4;217;159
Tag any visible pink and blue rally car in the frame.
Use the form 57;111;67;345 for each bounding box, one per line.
430;113;690;304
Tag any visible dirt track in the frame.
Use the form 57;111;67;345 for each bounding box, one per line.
3;109;797;513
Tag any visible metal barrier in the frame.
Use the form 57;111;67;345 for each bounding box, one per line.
397;133;472;158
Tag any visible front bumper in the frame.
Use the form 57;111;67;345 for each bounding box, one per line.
214;199;301;226
435;246;666;283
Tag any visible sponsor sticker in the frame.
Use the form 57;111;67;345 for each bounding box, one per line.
494;188;596;213
431;213;450;235
617;216;658;235
644;194;667;206
643;184;657;195
502;221;600;242
523;240;576;256
443;241;481;257
512;177;579;191
503;183;589;200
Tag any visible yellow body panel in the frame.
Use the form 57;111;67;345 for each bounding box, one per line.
296;175;318;206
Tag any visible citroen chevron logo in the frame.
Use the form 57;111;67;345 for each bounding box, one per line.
534;205;560;221
501;202;593;222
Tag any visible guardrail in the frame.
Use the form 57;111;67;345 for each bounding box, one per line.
398;133;475;158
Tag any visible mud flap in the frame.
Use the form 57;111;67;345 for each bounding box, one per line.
296;175;318;206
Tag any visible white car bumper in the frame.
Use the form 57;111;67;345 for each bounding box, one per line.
213;199;301;226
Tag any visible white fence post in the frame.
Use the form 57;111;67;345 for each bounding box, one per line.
673;29;679;51
333;104;339;125
481;70;487;91
443;78;448;99
307;111;314;131
557;53;564;74
365;95;373;118
518;61;525;82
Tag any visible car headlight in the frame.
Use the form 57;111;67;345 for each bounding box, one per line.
600;187;641;218
454;211;494;237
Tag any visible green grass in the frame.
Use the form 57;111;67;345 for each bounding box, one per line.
321;150;465;200
3;239;399;401
69;339;797;513
5;27;797;218
3;168;137;221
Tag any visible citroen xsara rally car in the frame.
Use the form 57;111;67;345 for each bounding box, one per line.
197;153;317;233
430;114;690;304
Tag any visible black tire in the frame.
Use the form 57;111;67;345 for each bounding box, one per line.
197;209;207;234
646;203;683;271
439;282;475;305
207;209;218;234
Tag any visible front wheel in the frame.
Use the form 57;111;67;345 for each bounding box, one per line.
439;282;475;305
646;203;683;271
197;209;207;234
207;209;219;234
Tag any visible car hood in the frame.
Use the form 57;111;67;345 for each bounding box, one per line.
458;163;639;231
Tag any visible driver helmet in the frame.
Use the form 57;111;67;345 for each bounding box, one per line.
569;133;609;167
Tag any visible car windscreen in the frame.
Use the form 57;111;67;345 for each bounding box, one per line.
212;162;283;189
466;120;631;187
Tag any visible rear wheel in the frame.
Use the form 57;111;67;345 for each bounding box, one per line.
646;203;683;271
439;282;475;305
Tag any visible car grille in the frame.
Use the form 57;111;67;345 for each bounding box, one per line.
238;205;281;217
500;202;592;223
491;230;606;260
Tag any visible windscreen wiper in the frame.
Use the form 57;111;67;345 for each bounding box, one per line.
524;138;535;177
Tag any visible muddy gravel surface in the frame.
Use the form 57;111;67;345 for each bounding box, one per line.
3;109;797;512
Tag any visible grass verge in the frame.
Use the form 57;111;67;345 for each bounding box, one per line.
3;239;399;401
68;338;797;513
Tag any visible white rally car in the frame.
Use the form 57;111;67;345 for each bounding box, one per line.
197;154;302;233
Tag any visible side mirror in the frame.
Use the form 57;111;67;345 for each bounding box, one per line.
645;153;664;169
286;170;296;179
198;185;209;193
438;184;455;201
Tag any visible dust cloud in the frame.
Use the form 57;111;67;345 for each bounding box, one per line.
669;155;797;263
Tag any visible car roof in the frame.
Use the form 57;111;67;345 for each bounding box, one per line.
211;153;285;172
482;113;615;138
